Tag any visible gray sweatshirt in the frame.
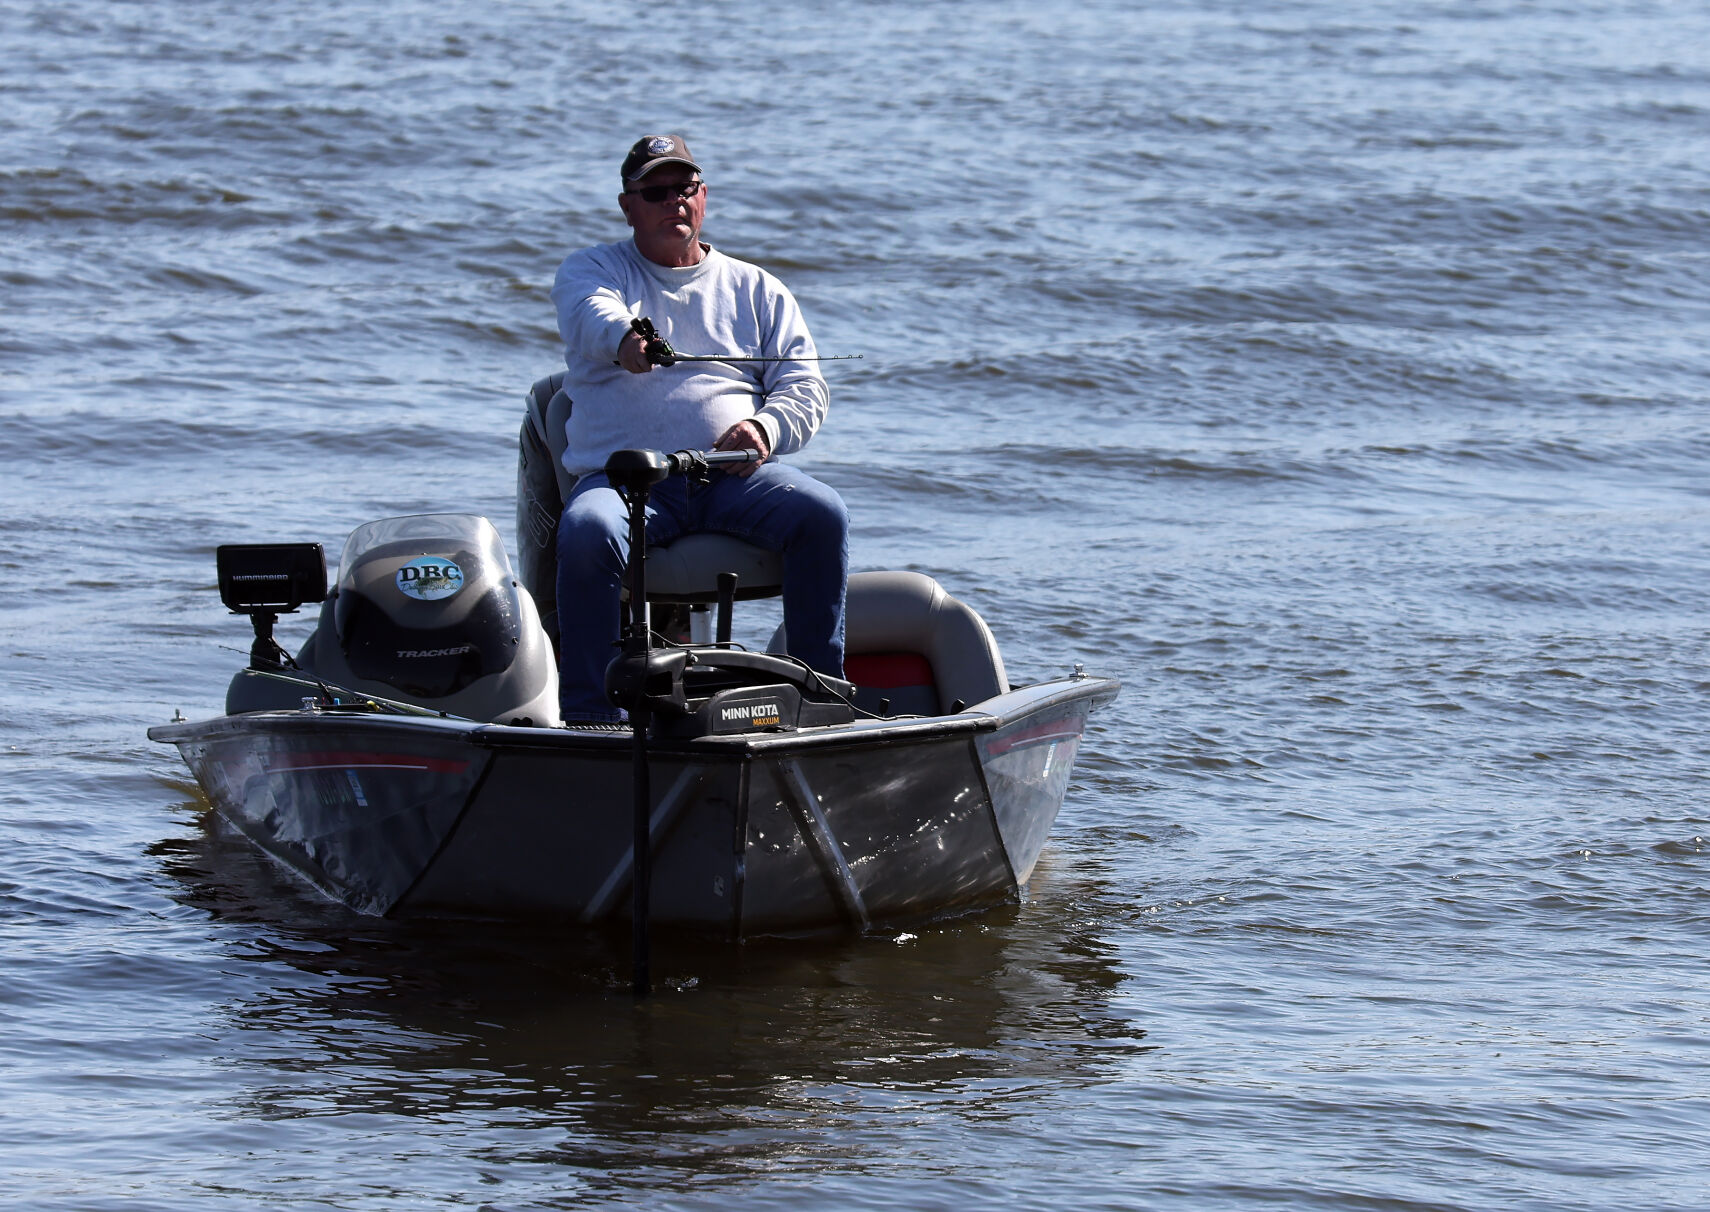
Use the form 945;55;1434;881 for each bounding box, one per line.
550;238;830;478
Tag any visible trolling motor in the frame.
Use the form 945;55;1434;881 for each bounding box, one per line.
601;445;761;997
598;445;859;992
215;542;328;670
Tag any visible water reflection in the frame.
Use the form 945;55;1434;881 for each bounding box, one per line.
152;802;1148;1188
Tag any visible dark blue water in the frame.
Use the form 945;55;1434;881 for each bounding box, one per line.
5;1;1710;1207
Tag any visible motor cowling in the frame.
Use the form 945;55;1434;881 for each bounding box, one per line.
296;514;560;726
335;545;516;698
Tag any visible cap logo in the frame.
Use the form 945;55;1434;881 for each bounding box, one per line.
646;136;675;155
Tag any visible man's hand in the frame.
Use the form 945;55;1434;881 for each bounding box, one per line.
618;328;654;374
713;420;770;477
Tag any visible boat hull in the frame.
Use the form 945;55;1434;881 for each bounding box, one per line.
150;675;1117;936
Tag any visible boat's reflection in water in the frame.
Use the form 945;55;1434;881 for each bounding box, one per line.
154;800;1149;1175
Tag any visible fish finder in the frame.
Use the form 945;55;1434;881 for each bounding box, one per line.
215;542;327;669
216;543;327;615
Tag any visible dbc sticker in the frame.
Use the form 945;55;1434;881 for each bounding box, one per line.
396;557;464;601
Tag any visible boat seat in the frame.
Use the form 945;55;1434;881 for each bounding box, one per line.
517;372;783;646
774;571;1009;716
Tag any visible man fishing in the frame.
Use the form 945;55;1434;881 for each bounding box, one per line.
549;134;848;723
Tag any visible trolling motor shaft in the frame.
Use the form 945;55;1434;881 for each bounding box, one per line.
603;447;761;715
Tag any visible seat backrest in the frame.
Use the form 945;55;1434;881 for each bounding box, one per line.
517;373;572;645
839;571;1009;716
524;371;577;503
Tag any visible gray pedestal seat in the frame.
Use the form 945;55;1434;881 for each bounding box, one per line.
516;372;783;648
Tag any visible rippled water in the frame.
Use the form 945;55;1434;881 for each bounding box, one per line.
5;1;1710;1208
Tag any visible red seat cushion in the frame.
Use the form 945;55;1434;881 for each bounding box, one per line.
845;651;934;690
845;651;938;715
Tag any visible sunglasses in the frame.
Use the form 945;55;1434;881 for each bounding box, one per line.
626;180;704;204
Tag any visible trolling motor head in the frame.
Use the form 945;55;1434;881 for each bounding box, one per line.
603;446;674;493
604;445;753;494
215;542;327;669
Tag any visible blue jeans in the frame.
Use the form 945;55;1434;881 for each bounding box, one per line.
554;461;848;721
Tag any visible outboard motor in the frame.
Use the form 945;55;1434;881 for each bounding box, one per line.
288;514;559;726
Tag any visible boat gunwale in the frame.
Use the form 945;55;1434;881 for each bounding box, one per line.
146;674;1120;757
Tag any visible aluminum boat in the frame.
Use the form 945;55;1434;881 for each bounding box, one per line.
149;377;1117;941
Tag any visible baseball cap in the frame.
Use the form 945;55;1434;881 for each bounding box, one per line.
621;134;701;182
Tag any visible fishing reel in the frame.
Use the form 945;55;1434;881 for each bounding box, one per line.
629;316;679;366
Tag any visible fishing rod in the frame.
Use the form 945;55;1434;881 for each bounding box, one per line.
627;317;862;368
